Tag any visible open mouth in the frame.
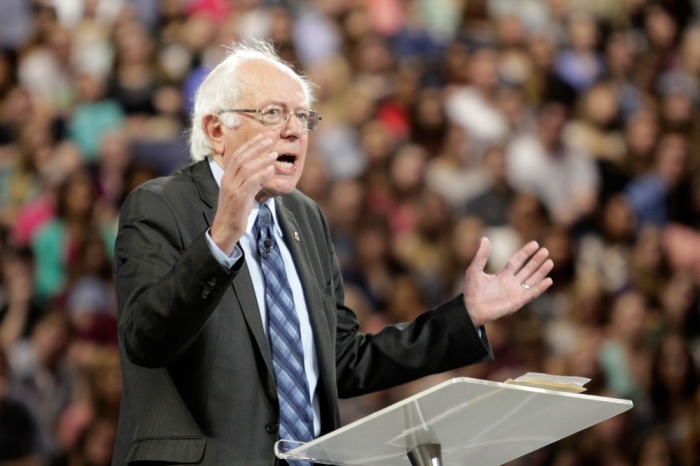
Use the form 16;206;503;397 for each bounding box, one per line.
275;154;297;169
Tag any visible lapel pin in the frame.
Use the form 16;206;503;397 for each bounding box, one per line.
294;232;300;242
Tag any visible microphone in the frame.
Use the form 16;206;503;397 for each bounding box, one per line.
259;238;273;258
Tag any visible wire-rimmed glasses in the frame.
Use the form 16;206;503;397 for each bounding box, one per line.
219;105;322;131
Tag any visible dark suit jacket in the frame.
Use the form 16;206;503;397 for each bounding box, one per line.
112;160;493;466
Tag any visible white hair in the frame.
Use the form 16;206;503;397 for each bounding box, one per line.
189;39;315;161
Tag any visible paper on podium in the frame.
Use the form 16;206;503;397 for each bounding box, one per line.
504;372;590;393
275;377;633;466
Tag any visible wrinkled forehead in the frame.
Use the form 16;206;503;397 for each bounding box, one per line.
236;59;309;108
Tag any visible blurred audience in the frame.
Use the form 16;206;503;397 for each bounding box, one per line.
0;1;698;465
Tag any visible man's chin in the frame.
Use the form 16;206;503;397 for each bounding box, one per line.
255;181;298;203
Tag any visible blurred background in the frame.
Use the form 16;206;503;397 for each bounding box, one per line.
0;0;699;465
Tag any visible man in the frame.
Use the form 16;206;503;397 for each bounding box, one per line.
507;101;599;228
112;40;553;466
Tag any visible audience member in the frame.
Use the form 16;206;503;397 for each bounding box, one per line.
507;101;599;228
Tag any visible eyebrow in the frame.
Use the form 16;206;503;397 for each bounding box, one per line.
259;100;310;110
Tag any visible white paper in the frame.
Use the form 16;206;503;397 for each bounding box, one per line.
514;372;590;387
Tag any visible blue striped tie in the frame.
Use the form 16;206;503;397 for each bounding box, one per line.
253;205;314;464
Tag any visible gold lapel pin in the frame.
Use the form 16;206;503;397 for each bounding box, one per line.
294;232;300;242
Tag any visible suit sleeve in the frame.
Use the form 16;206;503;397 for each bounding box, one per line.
114;187;243;368
315;207;494;398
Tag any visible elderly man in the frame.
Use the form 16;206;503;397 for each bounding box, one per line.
112;40;553;466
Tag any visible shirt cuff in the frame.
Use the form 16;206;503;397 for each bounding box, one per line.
205;229;243;268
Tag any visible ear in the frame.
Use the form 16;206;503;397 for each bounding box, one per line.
202;114;225;155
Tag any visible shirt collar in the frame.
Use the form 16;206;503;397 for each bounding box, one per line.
207;157;283;237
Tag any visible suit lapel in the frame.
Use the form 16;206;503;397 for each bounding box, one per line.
275;197;335;408
190;161;275;386
191;160;218;226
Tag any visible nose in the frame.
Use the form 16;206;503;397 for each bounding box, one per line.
280;112;305;138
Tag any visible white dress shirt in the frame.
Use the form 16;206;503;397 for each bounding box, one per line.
204;157;321;436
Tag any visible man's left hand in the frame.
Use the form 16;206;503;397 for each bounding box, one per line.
463;238;553;327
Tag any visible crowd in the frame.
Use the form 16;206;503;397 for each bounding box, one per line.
0;0;699;465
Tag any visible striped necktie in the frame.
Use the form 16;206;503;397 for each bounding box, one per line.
253;205;314;463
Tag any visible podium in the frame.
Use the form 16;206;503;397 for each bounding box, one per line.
275;377;633;466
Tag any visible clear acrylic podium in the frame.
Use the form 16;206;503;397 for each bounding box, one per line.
275;377;633;466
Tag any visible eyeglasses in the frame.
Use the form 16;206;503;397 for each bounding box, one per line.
219;105;322;131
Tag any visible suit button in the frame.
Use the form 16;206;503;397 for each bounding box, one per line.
265;422;279;434
201;288;211;299
208;277;217;286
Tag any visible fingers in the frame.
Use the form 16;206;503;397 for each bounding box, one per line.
236;151;277;193
469;237;491;272
519;248;554;302
523;276;553;300
223;134;274;178
223;138;277;191
521;258;554;287
239;160;276;195
500;241;540;275
225;133;264;162
515;247;550;282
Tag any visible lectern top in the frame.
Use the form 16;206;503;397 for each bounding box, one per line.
275;377;633;466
